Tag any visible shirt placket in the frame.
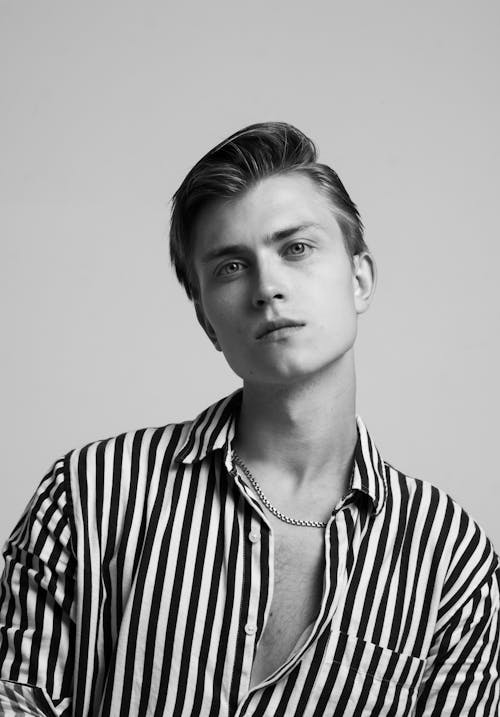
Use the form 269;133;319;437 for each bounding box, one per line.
225;449;275;704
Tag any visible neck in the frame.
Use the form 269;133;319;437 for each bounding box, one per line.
234;352;357;490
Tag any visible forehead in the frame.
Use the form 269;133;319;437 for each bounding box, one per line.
192;173;341;257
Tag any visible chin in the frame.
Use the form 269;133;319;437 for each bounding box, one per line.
225;346;353;386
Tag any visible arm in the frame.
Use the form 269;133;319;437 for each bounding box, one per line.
0;457;76;716
417;563;500;716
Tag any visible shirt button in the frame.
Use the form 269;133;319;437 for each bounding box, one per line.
245;623;257;636
248;530;260;543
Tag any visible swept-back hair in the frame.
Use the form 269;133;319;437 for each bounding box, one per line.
170;122;367;300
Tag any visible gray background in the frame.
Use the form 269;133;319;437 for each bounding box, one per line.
1;1;499;569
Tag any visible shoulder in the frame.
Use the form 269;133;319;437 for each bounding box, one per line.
47;390;241;508
61;390;241;476
42;420;194;550
383;461;499;607
61;420;192;486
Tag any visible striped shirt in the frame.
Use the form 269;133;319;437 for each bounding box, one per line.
0;389;499;716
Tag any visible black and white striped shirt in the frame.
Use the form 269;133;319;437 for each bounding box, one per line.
1;390;499;715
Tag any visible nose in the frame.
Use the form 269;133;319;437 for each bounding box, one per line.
251;260;287;308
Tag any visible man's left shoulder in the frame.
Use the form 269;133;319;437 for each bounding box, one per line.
383;461;499;596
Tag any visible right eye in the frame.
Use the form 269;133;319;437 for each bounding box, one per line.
217;261;244;276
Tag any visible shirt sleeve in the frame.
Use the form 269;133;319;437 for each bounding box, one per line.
416;560;500;716
0;457;75;716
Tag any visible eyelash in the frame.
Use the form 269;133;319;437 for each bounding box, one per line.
216;242;311;277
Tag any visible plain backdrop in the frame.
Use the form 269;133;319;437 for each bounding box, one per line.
1;1;499;572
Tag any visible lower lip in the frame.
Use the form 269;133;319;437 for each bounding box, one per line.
258;325;304;342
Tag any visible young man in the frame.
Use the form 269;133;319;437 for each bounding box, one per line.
0;123;498;716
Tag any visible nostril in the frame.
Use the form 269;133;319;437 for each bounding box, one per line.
253;286;286;307
256;293;284;306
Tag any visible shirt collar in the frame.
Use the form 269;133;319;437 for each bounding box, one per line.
175;390;387;515
351;416;387;515
174;390;242;464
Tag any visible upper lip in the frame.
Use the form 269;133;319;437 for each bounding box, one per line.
255;318;305;340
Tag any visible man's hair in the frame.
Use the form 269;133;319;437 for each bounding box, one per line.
170;121;367;301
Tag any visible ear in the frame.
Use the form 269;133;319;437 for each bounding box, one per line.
352;252;376;315
194;299;222;351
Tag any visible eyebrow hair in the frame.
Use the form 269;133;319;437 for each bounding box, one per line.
199;222;322;265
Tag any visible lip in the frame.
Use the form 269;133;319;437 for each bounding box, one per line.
255;318;306;340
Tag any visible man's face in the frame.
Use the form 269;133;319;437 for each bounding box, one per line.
192;173;374;387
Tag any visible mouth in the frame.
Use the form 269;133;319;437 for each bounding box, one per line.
255;319;306;340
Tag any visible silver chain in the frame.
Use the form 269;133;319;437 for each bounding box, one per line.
231;451;327;528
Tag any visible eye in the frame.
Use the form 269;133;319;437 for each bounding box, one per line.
216;261;244;277
285;242;310;257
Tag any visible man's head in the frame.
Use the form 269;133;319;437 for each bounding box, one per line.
169;122;375;388
170;122;368;302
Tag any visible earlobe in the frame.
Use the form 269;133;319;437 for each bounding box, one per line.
194;300;222;351
353;252;377;314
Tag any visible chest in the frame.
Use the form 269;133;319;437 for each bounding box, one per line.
273;527;326;607
250;525;326;686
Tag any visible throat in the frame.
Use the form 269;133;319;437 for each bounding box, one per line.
234;382;358;494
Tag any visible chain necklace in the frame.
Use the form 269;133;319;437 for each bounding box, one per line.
231;451;328;528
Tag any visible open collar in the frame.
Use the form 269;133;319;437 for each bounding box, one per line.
175;390;386;515
174;390;242;464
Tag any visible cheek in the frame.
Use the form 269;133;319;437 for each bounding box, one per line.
317;272;356;316
205;297;242;339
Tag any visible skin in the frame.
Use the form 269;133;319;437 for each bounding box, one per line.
192;172;376;505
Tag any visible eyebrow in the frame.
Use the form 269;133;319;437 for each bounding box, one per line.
199;223;322;265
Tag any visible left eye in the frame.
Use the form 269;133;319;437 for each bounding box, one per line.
286;242;308;255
